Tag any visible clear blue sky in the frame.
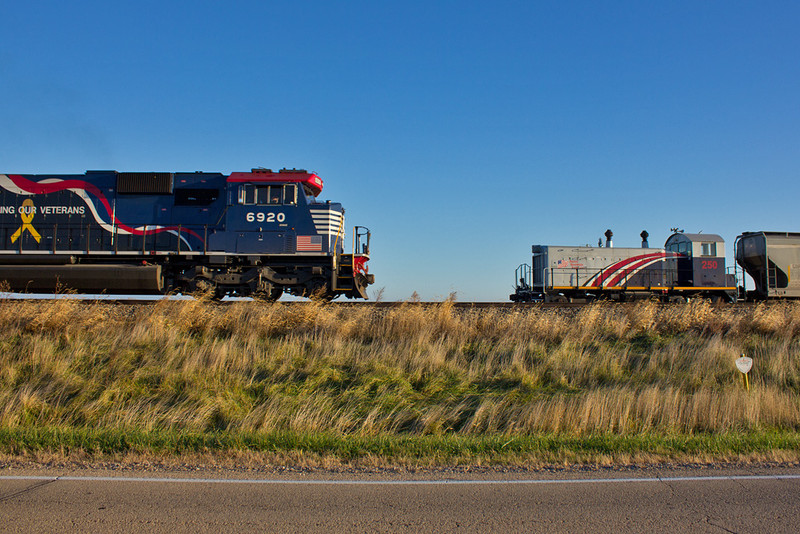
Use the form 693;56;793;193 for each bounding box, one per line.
2;1;798;301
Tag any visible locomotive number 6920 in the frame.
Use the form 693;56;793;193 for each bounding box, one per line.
246;212;285;223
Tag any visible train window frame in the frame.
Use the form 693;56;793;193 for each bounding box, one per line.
255;185;283;205
284;184;297;205
302;184;318;203
701;242;717;256
255;185;268;205
239;184;256;205
269;186;282;205
240;184;298;205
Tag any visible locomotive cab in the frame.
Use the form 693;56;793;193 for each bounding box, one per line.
219;169;336;255
212;169;370;299
664;233;732;297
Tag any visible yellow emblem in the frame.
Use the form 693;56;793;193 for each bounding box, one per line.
11;198;41;243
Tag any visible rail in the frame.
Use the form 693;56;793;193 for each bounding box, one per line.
0;297;765;309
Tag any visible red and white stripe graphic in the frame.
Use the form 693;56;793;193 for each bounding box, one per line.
0;174;202;248
583;251;683;288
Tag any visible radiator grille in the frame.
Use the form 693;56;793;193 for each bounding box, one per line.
117;172;174;194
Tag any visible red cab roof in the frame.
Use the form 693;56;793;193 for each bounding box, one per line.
227;168;323;196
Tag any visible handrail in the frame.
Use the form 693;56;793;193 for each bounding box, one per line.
0;222;213;256
332;210;344;255
539;265;713;290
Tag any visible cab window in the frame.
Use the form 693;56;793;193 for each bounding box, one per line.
701;242;716;256
283;184;297;205
238;184;255;205
239;183;298;205
263;185;288;204
302;184;317;204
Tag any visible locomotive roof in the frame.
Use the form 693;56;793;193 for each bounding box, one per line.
739;231;800;237
667;233;724;243
227;168;323;196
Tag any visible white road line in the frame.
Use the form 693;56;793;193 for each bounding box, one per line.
0;474;798;485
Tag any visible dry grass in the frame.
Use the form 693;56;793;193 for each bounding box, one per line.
0;298;798;446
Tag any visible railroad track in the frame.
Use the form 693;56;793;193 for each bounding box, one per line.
0;296;761;308
0;296;571;307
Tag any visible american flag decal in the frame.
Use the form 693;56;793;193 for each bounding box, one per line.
297;235;323;251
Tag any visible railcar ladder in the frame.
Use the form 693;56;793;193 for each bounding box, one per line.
336;254;357;291
768;265;778;289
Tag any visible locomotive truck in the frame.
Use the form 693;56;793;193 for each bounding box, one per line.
0;168;374;300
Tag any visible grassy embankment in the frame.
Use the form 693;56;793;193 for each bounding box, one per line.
0;298;798;467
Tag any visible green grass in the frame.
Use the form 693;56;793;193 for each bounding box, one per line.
1;427;798;466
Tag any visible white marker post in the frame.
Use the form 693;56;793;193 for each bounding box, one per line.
736;354;753;392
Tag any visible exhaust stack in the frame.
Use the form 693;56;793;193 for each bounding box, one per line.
641;230;649;248
604;229;613;248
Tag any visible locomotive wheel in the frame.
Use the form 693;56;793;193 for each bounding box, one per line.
191;278;222;301
307;278;335;301
708;294;727;304
255;285;283;302
268;285;283;301
310;289;336;302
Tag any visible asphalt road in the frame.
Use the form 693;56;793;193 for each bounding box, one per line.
1;466;798;533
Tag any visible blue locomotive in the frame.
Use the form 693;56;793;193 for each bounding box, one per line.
0;168;374;300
